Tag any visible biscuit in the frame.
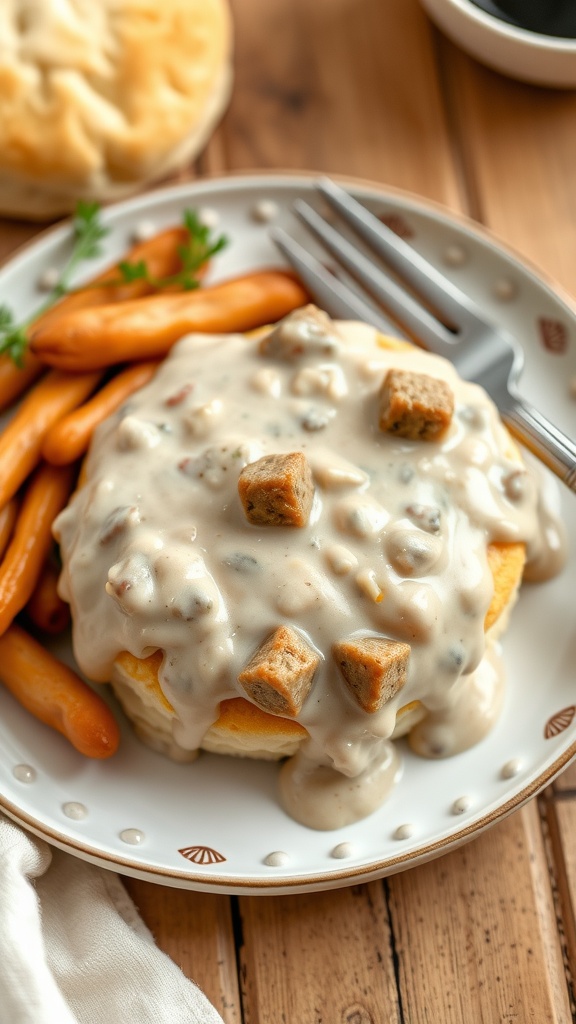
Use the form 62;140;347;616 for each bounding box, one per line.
111;651;307;762
0;0;233;219
60;321;529;777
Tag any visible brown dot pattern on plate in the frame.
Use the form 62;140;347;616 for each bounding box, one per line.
178;845;227;864
378;211;414;240
544;705;575;739
538;317;569;354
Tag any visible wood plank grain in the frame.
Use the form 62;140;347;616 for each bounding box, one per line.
194;11;574;1024
0;7;571;1024
435;34;576;298
224;0;462;207
555;762;576;792
122;879;241;1024
387;803;572;1023
541;791;576;1016
0;219;44;264
237;882;401;1024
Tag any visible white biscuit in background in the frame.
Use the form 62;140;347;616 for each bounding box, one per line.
0;0;233;220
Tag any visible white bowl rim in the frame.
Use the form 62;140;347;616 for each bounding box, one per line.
441;0;576;52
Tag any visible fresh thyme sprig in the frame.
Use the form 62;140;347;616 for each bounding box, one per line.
60;201;111;295
117;210;228;291
0;204;228;366
0;306;28;367
0;202;110;366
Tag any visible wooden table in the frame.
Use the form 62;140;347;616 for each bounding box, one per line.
2;1;576;1020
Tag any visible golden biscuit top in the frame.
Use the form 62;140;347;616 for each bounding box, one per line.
0;0;232;216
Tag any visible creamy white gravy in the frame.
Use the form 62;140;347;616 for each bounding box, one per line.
54;308;567;830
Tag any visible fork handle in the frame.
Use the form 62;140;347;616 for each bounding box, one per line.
503;394;576;493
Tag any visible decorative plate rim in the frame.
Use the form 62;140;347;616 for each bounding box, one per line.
1;737;574;892
0;171;574;894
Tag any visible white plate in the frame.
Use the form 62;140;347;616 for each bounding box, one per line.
0;173;575;895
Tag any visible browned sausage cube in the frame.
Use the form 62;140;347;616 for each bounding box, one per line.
238;452;314;527
333;635;410;714
238;625;320;717
379;369;454;440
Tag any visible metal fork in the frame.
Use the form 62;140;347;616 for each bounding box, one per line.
271;177;576;493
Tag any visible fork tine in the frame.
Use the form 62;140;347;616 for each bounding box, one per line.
275;189;576;493
293;198;455;357
270;227;397;332
316;178;483;329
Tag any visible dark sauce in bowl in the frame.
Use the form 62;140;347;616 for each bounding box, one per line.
470;0;576;38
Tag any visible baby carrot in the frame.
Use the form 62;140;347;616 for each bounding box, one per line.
0;462;75;636
32;226;191;333
0;498;18;559
0;623;120;758
29;270;309;371
26;557;71;635
0;369;103;509
42;360;160;466
0;229;188;411
0;352;45;413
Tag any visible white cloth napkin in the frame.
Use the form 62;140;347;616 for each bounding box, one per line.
0;814;225;1024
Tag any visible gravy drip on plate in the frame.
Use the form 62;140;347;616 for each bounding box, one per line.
54;310;566;829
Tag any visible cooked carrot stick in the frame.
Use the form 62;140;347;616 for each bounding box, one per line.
0;369;103;508
0;498;18;560
0;230;188;410
0;623;120;758
0;352;45;413
32;226;191;334
0;462;75;636
29;270;309;371
42;360;160;466
26;558;71;634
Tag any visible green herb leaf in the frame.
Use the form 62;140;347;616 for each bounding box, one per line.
117;259;149;283
59;202;111;293
0;305;29;366
180;209;228;274
0;305;14;331
117;208;228;292
0;202;228;367
0;202;110;365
